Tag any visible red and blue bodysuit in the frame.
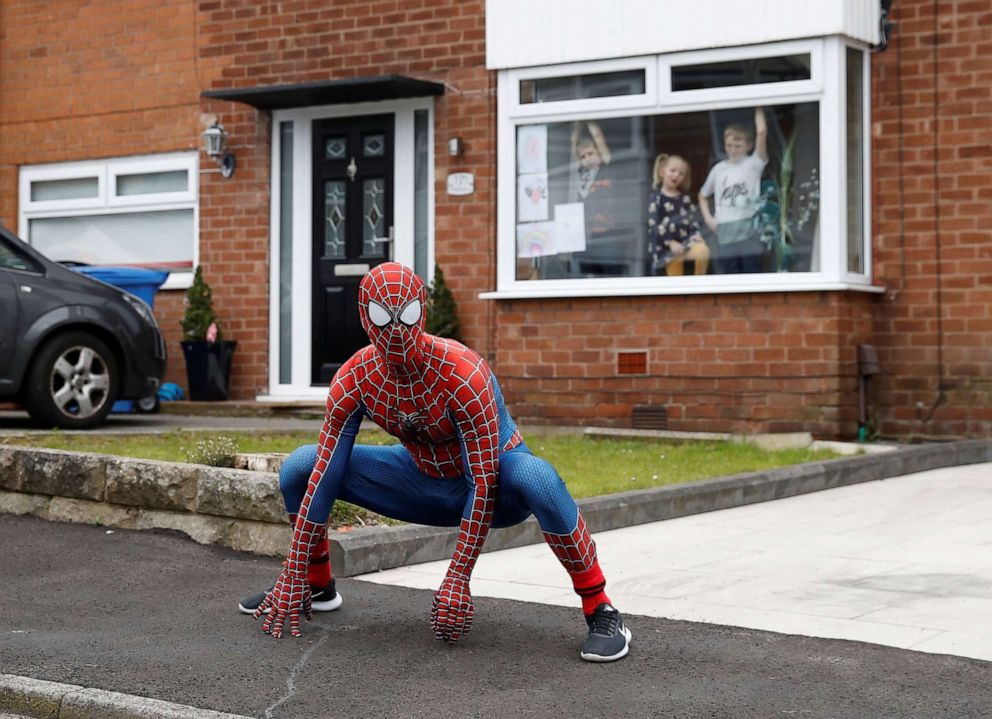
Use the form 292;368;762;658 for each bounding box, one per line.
254;263;629;661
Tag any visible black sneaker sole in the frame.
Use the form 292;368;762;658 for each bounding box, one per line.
580;626;632;663
238;591;343;615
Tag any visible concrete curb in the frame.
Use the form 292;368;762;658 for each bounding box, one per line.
0;673;251;719
1;439;991;577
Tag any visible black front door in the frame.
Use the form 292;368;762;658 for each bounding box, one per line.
311;114;394;384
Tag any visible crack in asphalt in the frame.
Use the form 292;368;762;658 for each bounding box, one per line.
264;628;330;719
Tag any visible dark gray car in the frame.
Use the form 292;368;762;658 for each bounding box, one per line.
0;224;165;429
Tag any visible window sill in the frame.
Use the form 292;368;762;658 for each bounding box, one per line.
479;280;886;300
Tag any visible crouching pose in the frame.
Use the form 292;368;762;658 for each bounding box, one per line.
240;262;631;662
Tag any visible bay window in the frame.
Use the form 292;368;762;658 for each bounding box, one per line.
492;38;872;297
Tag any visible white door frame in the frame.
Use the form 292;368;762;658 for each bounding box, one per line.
261;97;435;401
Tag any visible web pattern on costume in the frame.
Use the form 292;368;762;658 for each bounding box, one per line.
543;514;606;606
259;263;510;641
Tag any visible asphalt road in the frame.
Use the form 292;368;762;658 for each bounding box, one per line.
1;515;989;718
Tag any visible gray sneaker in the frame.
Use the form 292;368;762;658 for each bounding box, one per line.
238;579;343;615
580;603;632;662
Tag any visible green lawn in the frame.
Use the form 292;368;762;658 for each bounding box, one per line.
0;429;840;499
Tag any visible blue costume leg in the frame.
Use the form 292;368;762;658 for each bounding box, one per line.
279;443;467;527
491;445;577;532
494;445;611;614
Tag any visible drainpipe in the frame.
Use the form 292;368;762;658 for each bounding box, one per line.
857;344;880;442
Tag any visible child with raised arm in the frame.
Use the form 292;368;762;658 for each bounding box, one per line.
647;153;709;276
698;107;768;274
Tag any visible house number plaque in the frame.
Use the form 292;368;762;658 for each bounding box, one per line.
446;172;474;196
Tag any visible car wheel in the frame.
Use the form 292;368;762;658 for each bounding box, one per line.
22;331;119;429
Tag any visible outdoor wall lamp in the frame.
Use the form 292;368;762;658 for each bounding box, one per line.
202;123;236;178
448;136;463;157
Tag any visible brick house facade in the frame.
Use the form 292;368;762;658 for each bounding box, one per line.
1;0;989;439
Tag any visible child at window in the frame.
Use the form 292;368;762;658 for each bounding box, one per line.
647;154;709;276
571;121;615;237
698;106;768;274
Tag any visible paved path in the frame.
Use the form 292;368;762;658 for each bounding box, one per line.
360;462;992;663
2;511;989;718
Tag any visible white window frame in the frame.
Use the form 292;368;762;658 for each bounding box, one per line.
842;43;873;285
487;37;878;299
19;152;199;290
510;55;658;119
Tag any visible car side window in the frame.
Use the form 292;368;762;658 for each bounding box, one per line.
0;237;43;274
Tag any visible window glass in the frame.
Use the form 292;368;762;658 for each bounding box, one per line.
514;103;820;280
116;170;188;196
28;210;194;271
278;122;294;384
846;48;864;274
520;70;645;104
30;177;99;202
0;237;42;273
413;109;430;281
671;54;811;92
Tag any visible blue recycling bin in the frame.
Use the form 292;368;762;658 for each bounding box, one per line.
72;266;168;412
72;266;169;308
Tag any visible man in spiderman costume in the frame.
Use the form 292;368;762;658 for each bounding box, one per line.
239;262;631;662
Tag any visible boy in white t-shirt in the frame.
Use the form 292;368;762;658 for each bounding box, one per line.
699;107;768;274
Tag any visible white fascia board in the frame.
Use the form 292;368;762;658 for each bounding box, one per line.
486;0;880;69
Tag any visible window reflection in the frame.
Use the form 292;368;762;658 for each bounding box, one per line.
520;70;645;104
671;54;811;92
514;103;820;280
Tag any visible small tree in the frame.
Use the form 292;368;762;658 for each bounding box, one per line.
180;266;222;342
425;265;462;343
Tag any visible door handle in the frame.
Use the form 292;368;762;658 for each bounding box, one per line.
371;225;394;244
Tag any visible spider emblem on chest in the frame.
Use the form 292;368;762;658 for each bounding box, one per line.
398;410;424;434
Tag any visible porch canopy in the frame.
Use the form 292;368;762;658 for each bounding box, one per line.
201;75;445;109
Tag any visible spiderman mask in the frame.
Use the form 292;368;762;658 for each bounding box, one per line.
359;263;427;366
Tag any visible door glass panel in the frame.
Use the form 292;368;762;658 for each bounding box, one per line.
323;180;346;258
279;122;293;383
325;137;347;160
362;178;386;256
363;134;385;157
414;109;429;281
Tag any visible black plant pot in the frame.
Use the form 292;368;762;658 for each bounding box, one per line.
181;340;237;401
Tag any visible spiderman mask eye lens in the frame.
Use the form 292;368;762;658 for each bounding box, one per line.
398;299;422;326
368;301;392;327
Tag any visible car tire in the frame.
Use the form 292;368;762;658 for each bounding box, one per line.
22;331;119;429
136;393;160;414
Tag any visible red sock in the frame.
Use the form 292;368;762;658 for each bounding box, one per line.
307;551;332;587
571;562;612;615
543;515;612;615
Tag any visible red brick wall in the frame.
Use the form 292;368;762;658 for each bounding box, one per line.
495;0;992;439
1;0;493;400
3;0;989;438
870;0;992;438
0;0;202;393
196;0;495;397
495;292;876;437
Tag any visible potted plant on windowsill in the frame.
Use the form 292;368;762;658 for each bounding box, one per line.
180;266;236;401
